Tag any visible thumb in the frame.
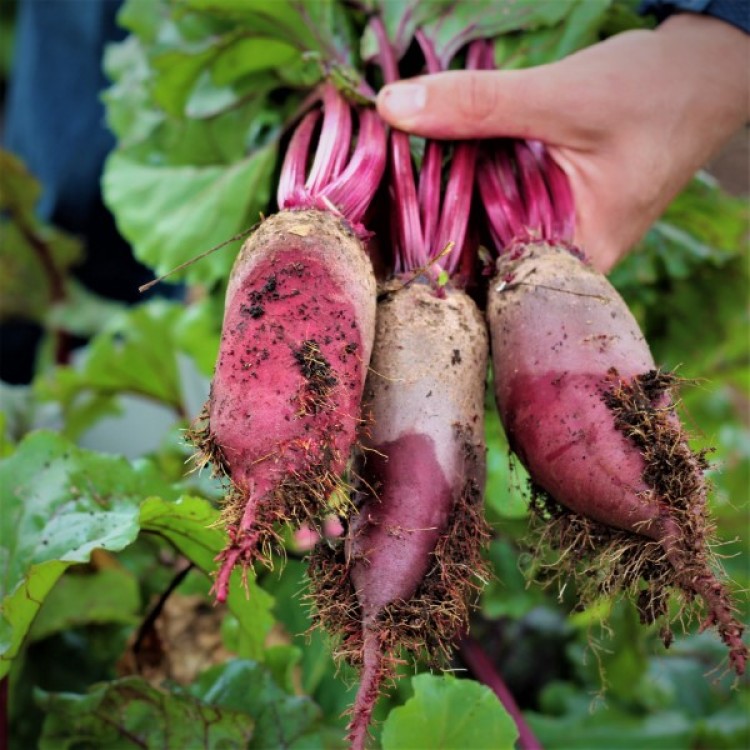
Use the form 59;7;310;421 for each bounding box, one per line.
376;68;581;144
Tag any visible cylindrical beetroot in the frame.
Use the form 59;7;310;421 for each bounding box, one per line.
308;32;494;750
193;209;376;601
310;282;490;750
477;130;746;676
190;81;386;602
351;282;488;619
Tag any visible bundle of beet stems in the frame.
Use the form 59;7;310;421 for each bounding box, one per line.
188;10;746;750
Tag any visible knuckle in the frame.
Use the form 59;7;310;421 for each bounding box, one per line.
457;75;499;130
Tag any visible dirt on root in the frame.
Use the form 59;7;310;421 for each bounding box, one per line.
186;400;354;592
307;428;490;670
293;339;339;415
524;369;747;673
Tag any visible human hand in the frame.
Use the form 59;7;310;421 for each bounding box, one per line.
377;14;749;272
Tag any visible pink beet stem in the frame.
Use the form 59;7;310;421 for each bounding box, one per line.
476;48;576;254
414;32;442;254
418;140;442;254
515;140;552;240
372;16;425;272
431;39;485;275
478;148;525;247
307;84;352;193
459;634;542;750
480;140;576;253
277;110;320;209
434;140;478;275
538;144;575;241
323;108;387;224
277;81;385;227
376;24;488;277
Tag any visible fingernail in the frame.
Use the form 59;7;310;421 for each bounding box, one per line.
380;83;426;122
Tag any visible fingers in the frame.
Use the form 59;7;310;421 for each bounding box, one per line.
377;68;579;143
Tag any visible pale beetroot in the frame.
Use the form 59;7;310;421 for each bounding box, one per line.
308;31;494;750
326;282;488;750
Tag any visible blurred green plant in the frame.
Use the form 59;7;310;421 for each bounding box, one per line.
1;1;747;748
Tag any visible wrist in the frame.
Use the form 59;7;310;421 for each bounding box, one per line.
658;13;749;128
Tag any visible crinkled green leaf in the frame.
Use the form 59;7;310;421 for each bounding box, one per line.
34;372;122;443
105;33;281;159
494;0;613;68
174;296;222;377
612;175;747;310
182;0;328;53
361;0;442;62
0;431;179;678
151;44;224;117
28;567;140;643
0;150;82;322
103;146;275;285
482;539;545;619
0;148;48;223
139;496;275;659
65;301;183;407
118;97;278;167
37;676;255;749
103;36;165;147
262;644;304;695
547;0;611;57
211;37;299;85
36;301;189;437
190;659;323;749
637;656;721;717
46;280;128;339
185;70;244;118
423;0;580;64
263;559;340;695
0;224;57;322
695;694;750;750
0;412;14;458
363;0;580;66
0;561;66;680
381;674;518;750
116;0;168;42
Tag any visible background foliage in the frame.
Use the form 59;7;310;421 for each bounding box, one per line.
2;1;748;748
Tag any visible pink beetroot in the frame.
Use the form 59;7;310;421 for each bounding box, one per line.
191;85;385;602
480;138;747;675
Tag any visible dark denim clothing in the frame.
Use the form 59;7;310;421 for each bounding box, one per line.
641;0;750;32
1;1;175;383
3;0;152;304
